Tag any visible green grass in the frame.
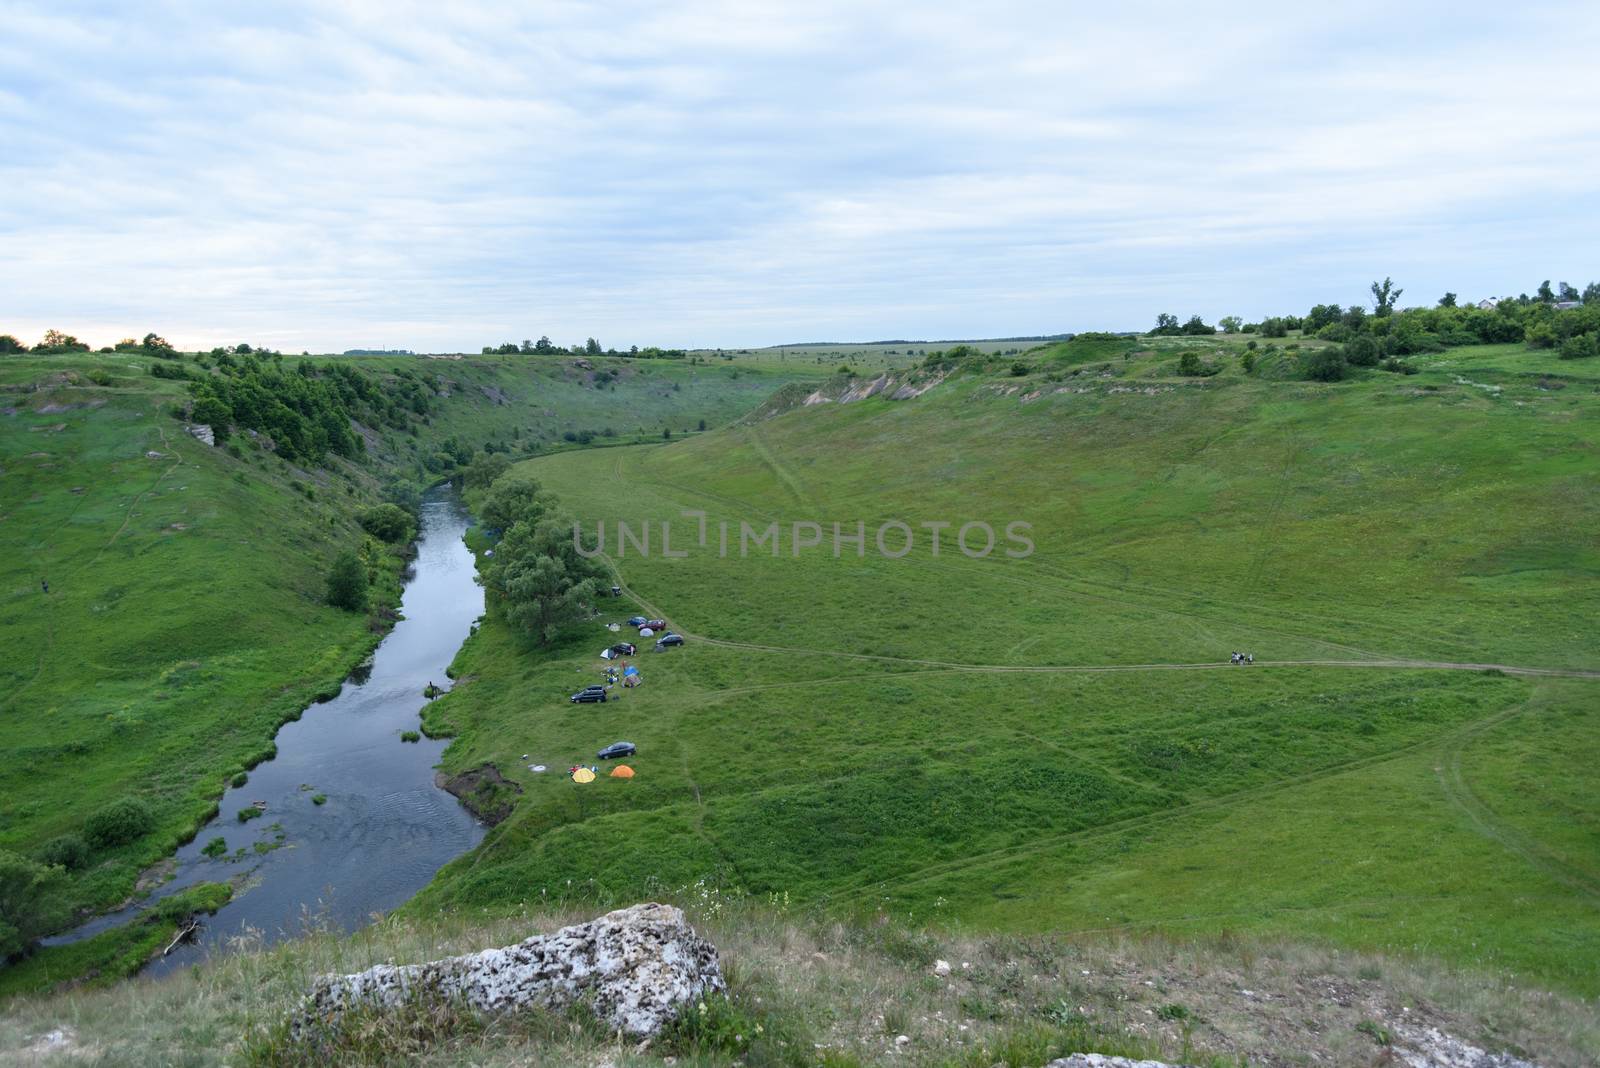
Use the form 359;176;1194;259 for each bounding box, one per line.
0;349;819;941
0;882;230;998
410;341;1600;994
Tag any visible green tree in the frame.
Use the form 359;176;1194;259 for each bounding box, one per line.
1370;277;1403;316
1344;334;1382;367
1218;315;1242;334
488;515;607;644
1149;313;1180;336
1438;292;1457;308
479;477;550;532
1303;348;1347;381
1582;282;1600;305
0;849;68;957
142;332;175;354
325;550;369;612
584;337;601;355
35;834;88;870
358;504;414;543
463;451;511;489
1181;315;1215;335
0;334;28;353
84;797;154;849
1536;280;1555;303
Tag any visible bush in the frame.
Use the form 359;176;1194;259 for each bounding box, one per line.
201;837;228;858
1344;334;1382;367
311;794;327;805
1303;348;1347;382
1525;321;1557;349
84;797;155;849
35;834;89;871
237;806;263;823
326;550;369;612
231;772;248;788
0;850;68;956
1558;333;1598;360
1010;361;1029;376
1175;352;1219;377
358;503;414;544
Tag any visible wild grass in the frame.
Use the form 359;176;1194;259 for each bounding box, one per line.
1;901;1592;1066
412;341;1599;995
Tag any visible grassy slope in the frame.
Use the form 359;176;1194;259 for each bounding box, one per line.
413;339;1600;994
0;350;818;927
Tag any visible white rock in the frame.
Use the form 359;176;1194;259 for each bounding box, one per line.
1044;1056;1191;1068
1391;1024;1542;1068
895;1034;910;1047
933;959;951;977
294;903;723;1039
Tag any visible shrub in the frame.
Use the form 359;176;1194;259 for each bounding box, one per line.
201;836;228;858
358;503;414;543
1241;350;1257;373
237;806;263;823
1525;321;1557;349
1558;333;1597;360
311;794;327;805
326;550;369;612
84;797;155;849
231;772;248;788
1010;361;1029;376
1303;348;1347;382
1344;334;1381;367
35;834;89;870
0;849;68;956
400;730;421;743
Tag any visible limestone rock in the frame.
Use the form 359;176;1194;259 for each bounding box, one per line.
295;903;723;1038
1044;1057;1190;1068
1392;1025;1541;1068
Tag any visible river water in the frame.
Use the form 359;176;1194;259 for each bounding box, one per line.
47;487;486;975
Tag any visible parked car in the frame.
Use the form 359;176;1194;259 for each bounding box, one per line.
597;741;636;760
609;642;636;656
625;616;647;627
570;687;608;703
642;619;667;631
654;633;685;649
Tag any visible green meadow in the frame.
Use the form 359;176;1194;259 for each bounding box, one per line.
415;337;1600;994
0;348;818;928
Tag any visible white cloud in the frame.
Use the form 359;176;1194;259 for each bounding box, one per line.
0;0;1597;349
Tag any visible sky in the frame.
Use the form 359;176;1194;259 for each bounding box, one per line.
2;1;1598;353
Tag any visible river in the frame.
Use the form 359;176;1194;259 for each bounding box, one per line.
46;487;486;975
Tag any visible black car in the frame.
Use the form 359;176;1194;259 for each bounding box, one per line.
654;633;685;650
609;642;636;656
570;686;608;703
625;616;648;627
597;741;636;760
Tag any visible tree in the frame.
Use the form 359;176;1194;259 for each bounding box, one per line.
463;451;511;489
0;334;25;353
584;338;601;356
84;797;154;848
1303;348;1347;381
1344;334;1381;367
1583;282;1600;305
1150;313;1180;336
1536;280;1555;303
38;329;88;352
0;849;68;957
1438;292;1457;308
488;515;607;644
326;550;368;612
1259;317;1288;338
1557;282;1580;302
1218;315;1242;334
358;503;414;543
479;477;550;533
1180;315;1215;335
142;332;174;354
1370;277;1403;316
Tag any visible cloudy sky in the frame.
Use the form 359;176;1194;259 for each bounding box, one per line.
2;1;1597;352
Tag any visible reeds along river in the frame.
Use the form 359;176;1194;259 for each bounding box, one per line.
46;486;486;975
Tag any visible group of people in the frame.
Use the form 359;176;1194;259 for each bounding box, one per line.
1230;651;1254;664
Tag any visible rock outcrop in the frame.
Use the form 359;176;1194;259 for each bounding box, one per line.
295;903;723;1038
1044;1056;1190;1068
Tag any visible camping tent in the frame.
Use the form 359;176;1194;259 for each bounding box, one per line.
600;648;615;660
609;765;635;779
571;767;596;784
638;627;655;637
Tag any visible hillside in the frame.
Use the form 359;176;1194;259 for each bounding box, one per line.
413;336;1600;1001
0;348;819;960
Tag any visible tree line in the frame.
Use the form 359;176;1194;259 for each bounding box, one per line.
481;336;689;359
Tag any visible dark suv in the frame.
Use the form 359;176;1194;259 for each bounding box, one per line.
570;686;608;704
654;633;684;650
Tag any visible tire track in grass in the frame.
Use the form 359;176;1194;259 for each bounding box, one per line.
1433;691;1600;905
824;695;1553;909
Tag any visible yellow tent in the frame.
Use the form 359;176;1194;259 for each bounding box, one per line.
571;767;596;784
609;765;635;779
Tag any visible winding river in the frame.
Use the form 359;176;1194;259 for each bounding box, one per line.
47;487;486;975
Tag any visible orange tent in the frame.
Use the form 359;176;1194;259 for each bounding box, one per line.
608;765;635;779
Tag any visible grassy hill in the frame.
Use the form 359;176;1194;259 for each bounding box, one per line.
0;349;818;936
412;337;1600;996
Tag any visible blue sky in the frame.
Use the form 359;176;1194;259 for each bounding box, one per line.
2;1;1597;352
